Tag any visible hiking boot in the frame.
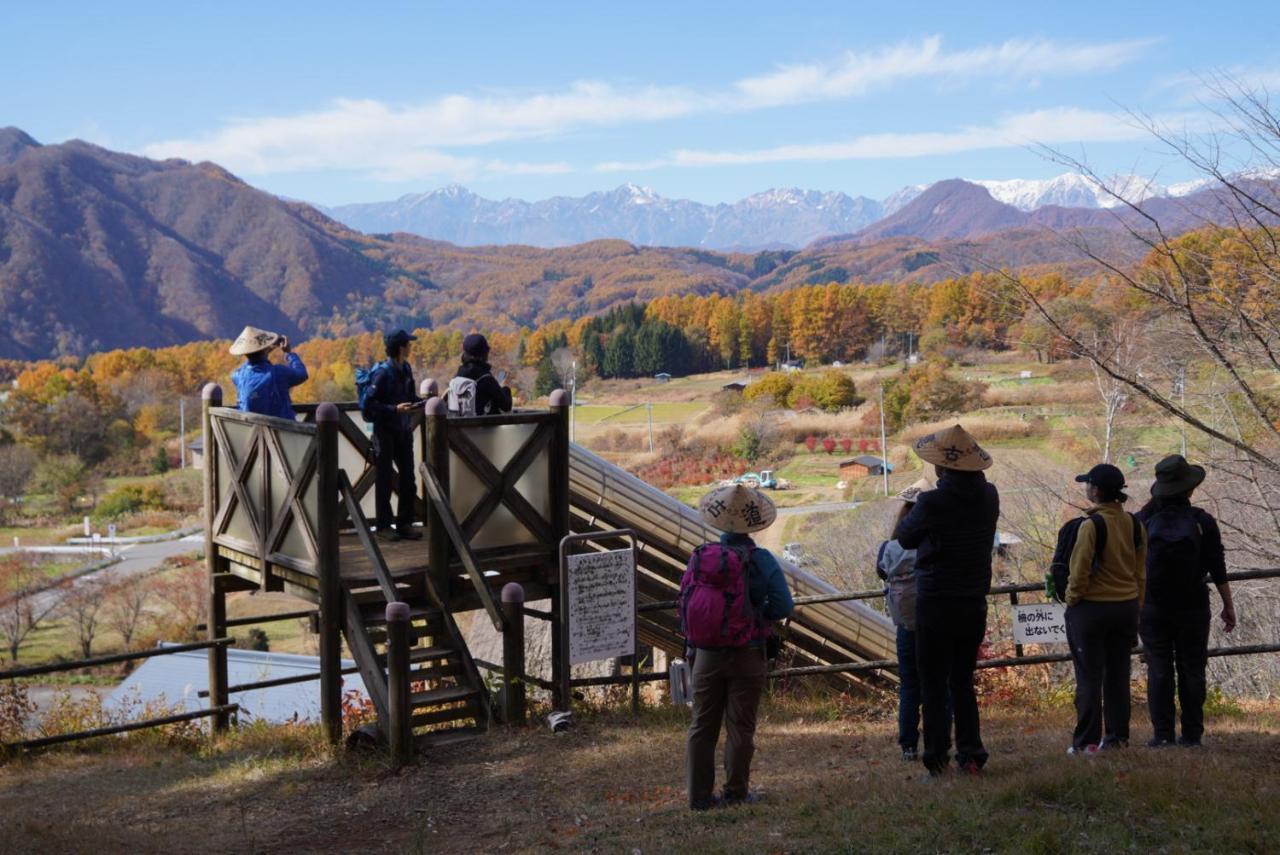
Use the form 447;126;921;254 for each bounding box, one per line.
1100;737;1128;751
1177;735;1203;748
398;527;423;540
1146;737;1176;748
721;790;763;807
376;528;402;543
689;794;723;811
901;747;918;762
1066;744;1100;757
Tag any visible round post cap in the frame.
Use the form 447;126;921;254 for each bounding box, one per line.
420;378;439;397
385;601;411;622
549;389;569;407
316;402;340;423
501;582;526;604
201;382;223;402
425;397;446;416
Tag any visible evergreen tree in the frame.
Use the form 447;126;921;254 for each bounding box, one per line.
534;357;559;396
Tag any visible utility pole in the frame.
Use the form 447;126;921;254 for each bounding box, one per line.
646;402;654;453
179;397;186;469
1178;364;1187;457
569;361;577;444
878;383;889;497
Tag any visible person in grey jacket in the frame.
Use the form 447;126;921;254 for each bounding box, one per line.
877;478;931;761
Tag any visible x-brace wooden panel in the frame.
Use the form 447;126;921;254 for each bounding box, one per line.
447;424;555;545
210;418;264;551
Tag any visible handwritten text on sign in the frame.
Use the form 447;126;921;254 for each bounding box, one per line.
1012;602;1068;646
567;548;636;665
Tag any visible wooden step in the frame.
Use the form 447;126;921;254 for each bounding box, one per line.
359;602;440;626
415;725;485;749
410;684;477;708
346;583;412;605
411;704;481;729
408;661;463;682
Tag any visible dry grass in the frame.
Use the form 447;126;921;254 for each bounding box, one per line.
2;696;1278;853
982;381;1096;408
898;415;1046;445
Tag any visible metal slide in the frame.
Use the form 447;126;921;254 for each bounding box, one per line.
568;444;897;684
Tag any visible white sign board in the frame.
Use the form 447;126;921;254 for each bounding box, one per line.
1012;602;1068;645
567;547;636;665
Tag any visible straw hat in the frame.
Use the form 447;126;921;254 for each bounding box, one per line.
699;483;777;534
896;477;933;504
229;325;282;356
912;424;992;471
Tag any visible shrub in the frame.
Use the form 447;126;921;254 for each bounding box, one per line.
821;437;836;454
804;435;818;453
839;438;853;454
632;450;747;488
742;372;794;408
788;370;861;412
95;483;165;521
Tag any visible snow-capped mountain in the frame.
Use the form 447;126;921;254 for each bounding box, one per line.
324;184;883;250
323;168;1280;250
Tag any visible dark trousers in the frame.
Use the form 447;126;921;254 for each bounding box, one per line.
896;626;921;751
374;426;416;531
686;646;767;806
1066;599;1139;749
1140;600;1210;743
915;597;988;773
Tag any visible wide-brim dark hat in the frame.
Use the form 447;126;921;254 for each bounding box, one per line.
1150;454;1206;497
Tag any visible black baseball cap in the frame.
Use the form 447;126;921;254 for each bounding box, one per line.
1075;463;1126;492
384;329;417;350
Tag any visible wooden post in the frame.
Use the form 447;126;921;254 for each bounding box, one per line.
500;583;527;726
1009;590;1024;659
548;390;571;710
425;397;450;594
201;383;230;732
315;402;343;745
385;601;414;767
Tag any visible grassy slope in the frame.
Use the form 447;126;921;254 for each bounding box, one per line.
2;699;1277;852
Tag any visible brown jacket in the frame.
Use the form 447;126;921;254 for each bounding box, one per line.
1065;502;1146;605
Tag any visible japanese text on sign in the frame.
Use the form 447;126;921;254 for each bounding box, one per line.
1012;602;1067;645
567;548;636;665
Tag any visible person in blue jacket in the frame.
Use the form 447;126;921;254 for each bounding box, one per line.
229;326;307;420
366;329;425;542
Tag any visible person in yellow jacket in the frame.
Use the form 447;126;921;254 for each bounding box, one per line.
1064;463;1146;755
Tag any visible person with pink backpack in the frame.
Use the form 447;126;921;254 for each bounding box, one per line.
683;484;794;811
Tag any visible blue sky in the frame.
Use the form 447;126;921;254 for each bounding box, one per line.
3;1;1277;205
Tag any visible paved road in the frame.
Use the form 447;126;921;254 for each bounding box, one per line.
25;536;204;614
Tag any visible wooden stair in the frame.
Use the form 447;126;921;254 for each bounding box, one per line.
340;577;490;751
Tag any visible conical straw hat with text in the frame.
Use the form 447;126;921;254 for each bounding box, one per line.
912;424;992;471
229;325;282;356
896;477;934;503
698;483;777;534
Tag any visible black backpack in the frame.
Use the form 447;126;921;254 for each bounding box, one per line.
1047;513;1140;603
1144;506;1205;604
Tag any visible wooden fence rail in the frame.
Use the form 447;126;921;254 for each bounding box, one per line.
2;638;237;753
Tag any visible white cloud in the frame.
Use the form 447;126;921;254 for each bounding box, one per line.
597;108;1154;171
734;36;1156;107
140;36;1153;182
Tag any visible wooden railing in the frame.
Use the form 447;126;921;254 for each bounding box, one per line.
1;639;238;752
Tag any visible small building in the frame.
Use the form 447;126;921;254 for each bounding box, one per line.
780;359;805;373
721;381;748;393
654;372;672;383
838;455;892;480
994;531;1023;558
107;644;367;725
187;438;205;470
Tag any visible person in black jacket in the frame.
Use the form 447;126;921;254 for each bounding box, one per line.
894;424;999;776
367;329;424;542
1137;454;1236;748
450;334;513;415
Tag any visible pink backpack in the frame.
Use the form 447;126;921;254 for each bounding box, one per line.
679;544;768;648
